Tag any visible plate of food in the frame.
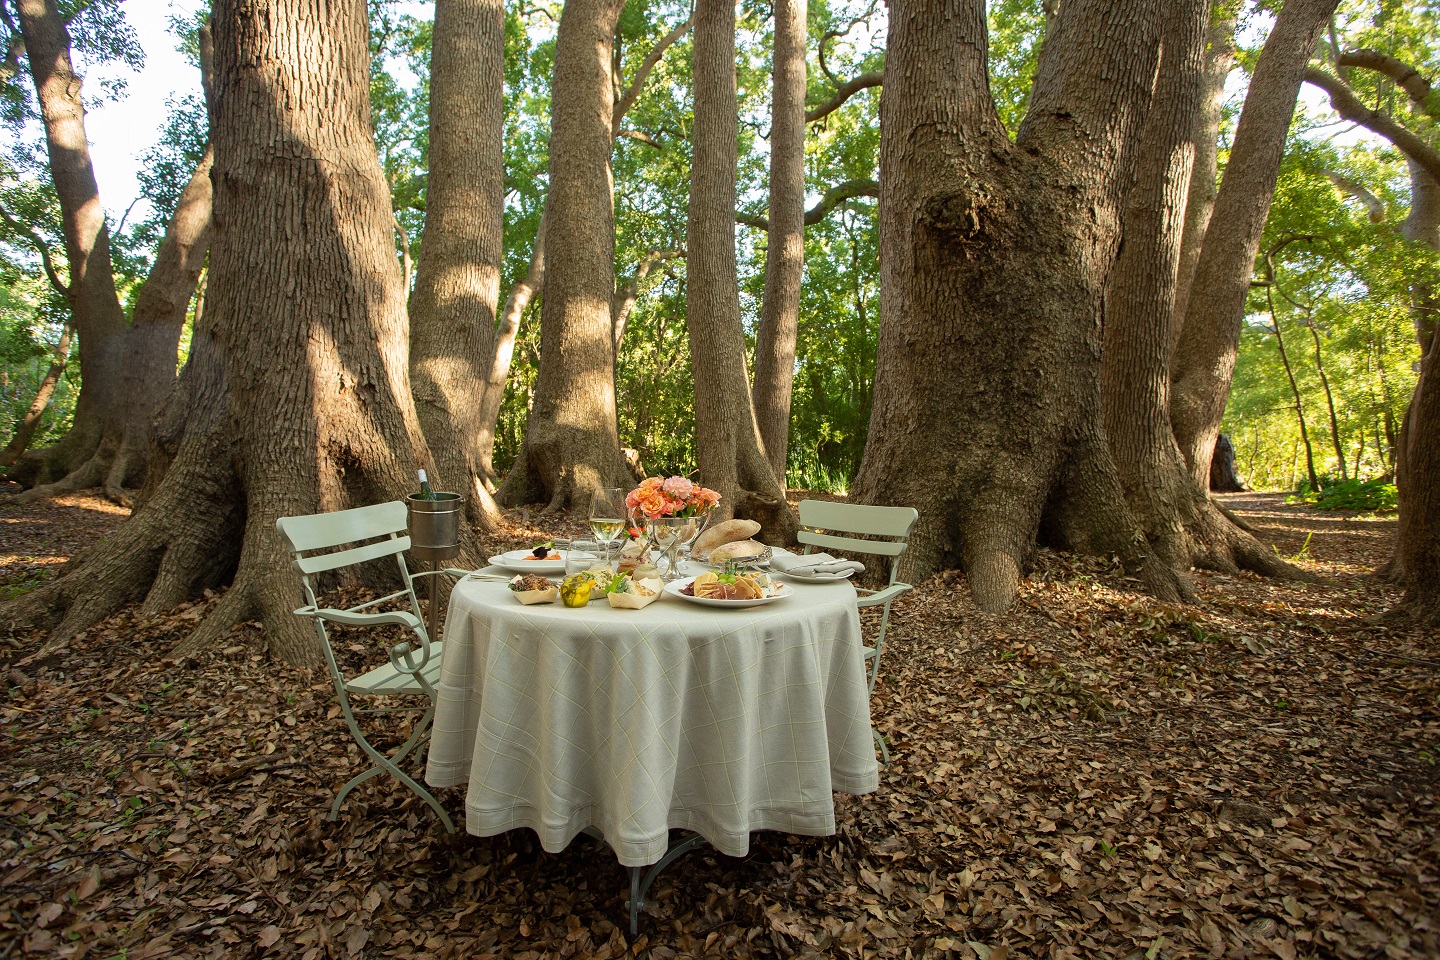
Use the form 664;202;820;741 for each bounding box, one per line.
664;571;790;608
488;544;566;574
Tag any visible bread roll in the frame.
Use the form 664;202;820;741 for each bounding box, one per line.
708;539;766;563
692;519;761;559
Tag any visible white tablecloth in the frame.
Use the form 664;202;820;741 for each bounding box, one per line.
425;573;879;867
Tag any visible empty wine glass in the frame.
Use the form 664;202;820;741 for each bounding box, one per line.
588;487;629;566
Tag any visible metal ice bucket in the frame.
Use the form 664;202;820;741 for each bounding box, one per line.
406;492;463;562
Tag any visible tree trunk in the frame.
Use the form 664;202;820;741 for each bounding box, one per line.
1304;317;1346;479
407;0;504;543
479;16;687;491
2;0;434;667
1099;0;1295;581
477;217;545;487
0;322;71;467
1171;8;1237;344
1268;289;1321;492
1210;434;1245;492
854;0;1187;612
496;0;633;512
101;145;214;505
1170;0;1340;490
9;0;127;487
685;0;795;540
1391;335;1440;626
750;0;807;484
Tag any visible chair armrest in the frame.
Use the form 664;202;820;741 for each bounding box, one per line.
856;582;913;609
294;606;438;672
409;568;473;581
294;606;423;631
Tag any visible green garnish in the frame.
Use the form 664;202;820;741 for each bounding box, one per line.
605;574;631;595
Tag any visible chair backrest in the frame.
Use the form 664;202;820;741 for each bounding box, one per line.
276;502;417;611
797;500;919;584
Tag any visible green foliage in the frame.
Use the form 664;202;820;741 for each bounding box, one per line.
1289;476;1399;512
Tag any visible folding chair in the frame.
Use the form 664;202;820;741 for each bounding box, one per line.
796;500;919;764
276;501;467;832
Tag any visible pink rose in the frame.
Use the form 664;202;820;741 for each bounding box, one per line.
662;476;694;501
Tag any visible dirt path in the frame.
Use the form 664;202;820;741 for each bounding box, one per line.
0;491;1434;959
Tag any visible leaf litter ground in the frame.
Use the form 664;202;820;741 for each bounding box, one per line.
0;489;1435;959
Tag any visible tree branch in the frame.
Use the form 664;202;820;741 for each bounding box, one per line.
737;178;878;231
613;16;691;134
1324;171;1385;222
615;128;661;148
805;71;883;123
0;199;69;296
1305;67;1440;185
1337;48;1437;118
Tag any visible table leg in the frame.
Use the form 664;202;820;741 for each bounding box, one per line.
626;832;707;936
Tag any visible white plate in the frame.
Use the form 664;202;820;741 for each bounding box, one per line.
488;549;567;574
663;576;790;608
776;566;857;583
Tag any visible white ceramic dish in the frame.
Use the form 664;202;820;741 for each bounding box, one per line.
488;549;567;575
663;576;790;608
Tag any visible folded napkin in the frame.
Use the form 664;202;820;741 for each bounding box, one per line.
771;552;865;576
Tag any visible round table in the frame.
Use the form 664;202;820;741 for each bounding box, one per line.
424;571;880;867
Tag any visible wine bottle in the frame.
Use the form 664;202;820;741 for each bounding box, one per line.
416;469;439;501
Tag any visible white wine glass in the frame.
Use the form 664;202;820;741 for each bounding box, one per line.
588;487;629;566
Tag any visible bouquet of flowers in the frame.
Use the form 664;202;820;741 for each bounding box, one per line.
625;475;721;520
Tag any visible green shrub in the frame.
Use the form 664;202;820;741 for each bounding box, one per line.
1290;476;1398;512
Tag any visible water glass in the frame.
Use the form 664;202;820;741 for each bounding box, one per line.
566;538;601;577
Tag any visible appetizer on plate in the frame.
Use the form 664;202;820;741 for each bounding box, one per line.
681;569;781;600
605;574;663;609
509;574;557;605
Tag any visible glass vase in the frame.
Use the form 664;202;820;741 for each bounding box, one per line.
646;514;711;581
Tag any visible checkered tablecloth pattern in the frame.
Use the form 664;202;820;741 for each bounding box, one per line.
425;574;880;867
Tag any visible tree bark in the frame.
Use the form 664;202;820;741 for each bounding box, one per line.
2;0;435;667
496;0;633;512
407;0;505;542
0;323;71;467
100;145;214;504
854;0;1187;612
1171;0;1340;491
478;215;545;487
9;0;127;486
1100;0;1296;581
1209;434;1245;492
1391;333;1440;626
685;0;795;539
751;0;807;483
1172;8;1237;345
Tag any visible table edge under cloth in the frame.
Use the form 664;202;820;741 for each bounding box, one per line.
425;577;880;867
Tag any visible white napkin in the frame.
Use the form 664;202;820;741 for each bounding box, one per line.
771;552;865;576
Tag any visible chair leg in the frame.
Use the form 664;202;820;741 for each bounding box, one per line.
333;699;456;833
873;727;890;766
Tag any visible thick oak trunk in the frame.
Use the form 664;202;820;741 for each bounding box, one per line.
855;0;1184;612
10;0;127;486
1170;0;1340;489
497;0;633;512
1171;9;1236;342
751;0;807;483
3;0;434;667
408;0;505;541
1392;337;1440;626
685;0;795;539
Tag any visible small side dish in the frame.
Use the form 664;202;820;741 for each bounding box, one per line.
681;569;781;600
605;574;663;609
509;574;557;605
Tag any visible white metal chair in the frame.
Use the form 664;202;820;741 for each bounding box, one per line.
796;500;919;763
276;501;467;832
